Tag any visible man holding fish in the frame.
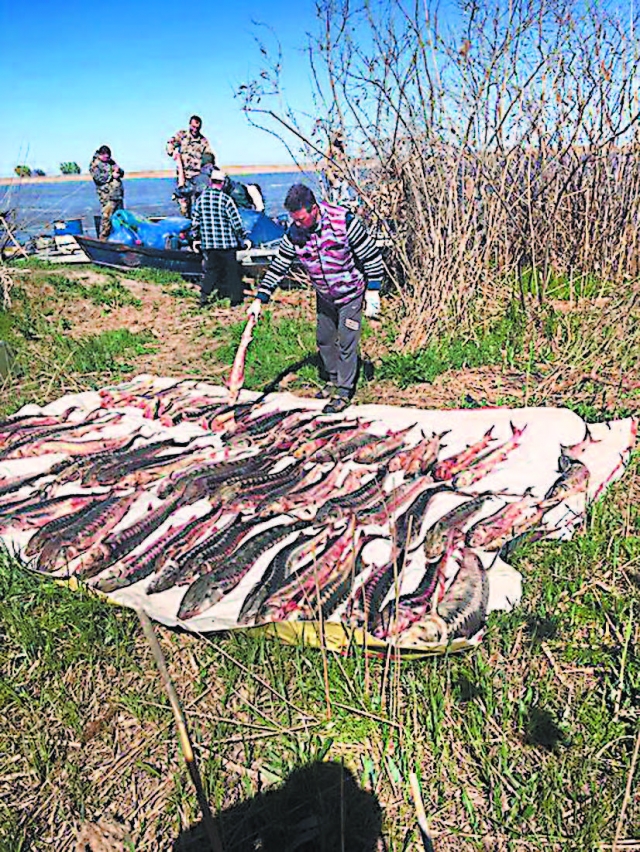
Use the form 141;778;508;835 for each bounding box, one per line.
247;184;385;414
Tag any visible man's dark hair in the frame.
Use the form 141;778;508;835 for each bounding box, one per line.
284;184;317;212
189;115;202;125
97;145;111;156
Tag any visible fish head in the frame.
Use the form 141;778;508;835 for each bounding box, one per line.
394;614;448;648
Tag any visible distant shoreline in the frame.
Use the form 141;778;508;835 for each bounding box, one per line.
0;163;317;187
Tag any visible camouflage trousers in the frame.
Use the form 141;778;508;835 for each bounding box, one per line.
99;199;123;240
176;196;191;218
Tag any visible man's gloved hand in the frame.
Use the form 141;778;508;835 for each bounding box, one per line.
364;290;381;319
192;240;201;253
242;239;252;250
247;298;262;321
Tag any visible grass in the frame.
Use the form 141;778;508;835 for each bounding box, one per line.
44;273;143;309
205;308;320;390
0;278;157;416
516;267;615;302
0;462;637;849
0;261;637;849
378;302;527;387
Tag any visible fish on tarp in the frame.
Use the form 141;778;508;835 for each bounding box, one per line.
465;492;548;551
370;537;455;640
432;427;495;481
451;423;527;489
544;458;589;503
393;547;488;648
227;314;257;405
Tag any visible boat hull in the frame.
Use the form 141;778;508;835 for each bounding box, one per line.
75;236;275;279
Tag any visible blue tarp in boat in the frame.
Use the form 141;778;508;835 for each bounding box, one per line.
108;209;284;251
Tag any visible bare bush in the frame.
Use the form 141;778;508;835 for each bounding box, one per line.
240;0;640;350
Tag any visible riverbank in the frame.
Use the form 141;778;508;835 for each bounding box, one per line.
0;163;317;187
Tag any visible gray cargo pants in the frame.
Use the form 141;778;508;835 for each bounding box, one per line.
316;292;364;396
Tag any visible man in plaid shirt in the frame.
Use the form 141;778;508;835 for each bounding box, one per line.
191;169;250;307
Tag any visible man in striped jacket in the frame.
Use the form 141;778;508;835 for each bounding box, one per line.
192;169;250;308
248;184;384;414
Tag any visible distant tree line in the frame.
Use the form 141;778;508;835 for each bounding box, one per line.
13;162;82;177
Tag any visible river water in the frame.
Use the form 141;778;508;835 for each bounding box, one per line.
0;170;321;241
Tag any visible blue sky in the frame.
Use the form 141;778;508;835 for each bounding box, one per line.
0;0;315;177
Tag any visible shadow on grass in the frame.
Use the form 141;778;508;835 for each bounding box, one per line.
173;760;383;852
259;353;375;398
260;352;320;396
524;706;567;751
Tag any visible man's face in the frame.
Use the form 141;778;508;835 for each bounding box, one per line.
99;153;110;162
189;121;202;137
290;204;319;230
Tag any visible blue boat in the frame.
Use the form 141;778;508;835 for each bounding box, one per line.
76;209;285;279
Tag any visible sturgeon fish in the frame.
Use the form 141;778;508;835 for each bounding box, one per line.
451;423;527;489
465;492;548;550
238;529;327;624
0;493;105;534
352;425;415;465
31;491;140;573
177;519;308;620
256;520;356;623
74;491;190;580
396;548;488;647
422;492;496;561
145;510;236;594
432;427;496;480
387;431;445;476
314;468;388;522
227;314;257;405
370;540;453;639
94;507;224;592
544;458;589;503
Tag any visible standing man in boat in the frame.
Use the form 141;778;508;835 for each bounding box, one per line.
191;168;250;308
247;184;384;414
89;146;124;240
166;115;216;219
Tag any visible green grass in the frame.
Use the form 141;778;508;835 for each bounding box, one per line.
378;302;527;387
517;267;614;301
44;273;143;309
114;267;192;288
0;288;157;415
206;309;319;390
0;264;637;849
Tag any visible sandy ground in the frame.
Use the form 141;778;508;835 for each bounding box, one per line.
30;268;573;412
0;164;317;187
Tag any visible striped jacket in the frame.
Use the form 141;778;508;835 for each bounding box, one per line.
257;204;384;305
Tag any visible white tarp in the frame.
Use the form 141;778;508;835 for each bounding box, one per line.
0;374;635;654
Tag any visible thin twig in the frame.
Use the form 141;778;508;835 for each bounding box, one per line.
137;608;224;852
613;725;640;851
409;771;435;851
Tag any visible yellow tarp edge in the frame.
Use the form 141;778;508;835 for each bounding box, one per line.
51;575;475;659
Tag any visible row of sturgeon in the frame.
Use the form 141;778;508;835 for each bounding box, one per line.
0;380;592;648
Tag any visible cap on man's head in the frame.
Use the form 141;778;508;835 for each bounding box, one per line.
210;169;226;183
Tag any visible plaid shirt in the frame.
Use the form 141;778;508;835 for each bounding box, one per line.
192;187;247;249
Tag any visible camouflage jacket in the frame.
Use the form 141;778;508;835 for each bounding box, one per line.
89;153;124;204
166;129;216;180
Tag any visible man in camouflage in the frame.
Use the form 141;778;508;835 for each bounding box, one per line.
89;145;125;240
166;115;216;218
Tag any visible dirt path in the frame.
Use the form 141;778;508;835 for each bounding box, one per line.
30;266;634;415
